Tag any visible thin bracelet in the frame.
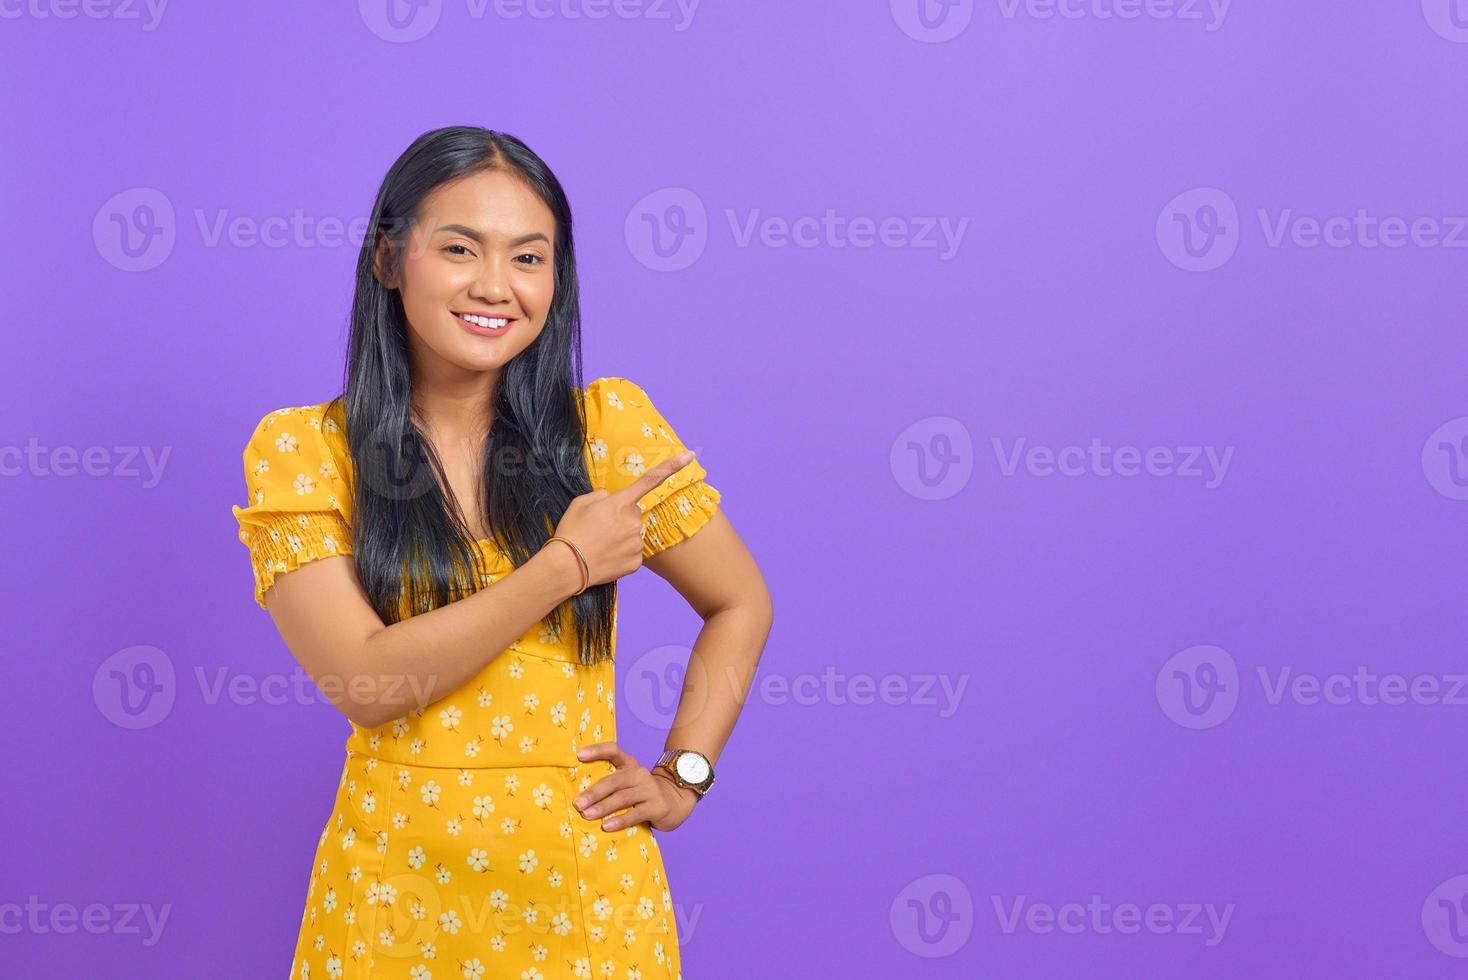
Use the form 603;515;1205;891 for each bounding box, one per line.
545;535;590;596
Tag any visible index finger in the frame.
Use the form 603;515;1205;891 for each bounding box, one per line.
615;449;697;505
577;740;636;767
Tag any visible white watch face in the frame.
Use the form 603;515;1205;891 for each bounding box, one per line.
674;752;710;784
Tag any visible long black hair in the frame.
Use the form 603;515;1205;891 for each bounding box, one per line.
328;126;615;666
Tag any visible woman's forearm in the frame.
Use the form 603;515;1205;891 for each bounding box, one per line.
662;601;774;767
348;545;585;727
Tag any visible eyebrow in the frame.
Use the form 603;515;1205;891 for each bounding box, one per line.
433;224;549;247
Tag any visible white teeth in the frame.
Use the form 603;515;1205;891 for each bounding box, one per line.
458;313;508;328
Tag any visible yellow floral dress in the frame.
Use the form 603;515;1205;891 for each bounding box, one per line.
230;377;720;980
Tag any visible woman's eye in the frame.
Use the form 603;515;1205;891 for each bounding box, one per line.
515;253;544;265
444;244;473;256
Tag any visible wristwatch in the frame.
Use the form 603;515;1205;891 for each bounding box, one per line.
654;748;715;799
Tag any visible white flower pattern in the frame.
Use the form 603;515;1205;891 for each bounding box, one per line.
232;379;718;979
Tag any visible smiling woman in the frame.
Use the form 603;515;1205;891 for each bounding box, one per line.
229;127;773;980
370;170;559;397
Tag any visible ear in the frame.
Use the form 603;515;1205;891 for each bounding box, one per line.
372;228;397;289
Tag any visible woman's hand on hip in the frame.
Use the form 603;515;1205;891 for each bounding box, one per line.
573;741;699;833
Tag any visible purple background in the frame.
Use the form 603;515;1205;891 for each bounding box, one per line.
6;0;1468;976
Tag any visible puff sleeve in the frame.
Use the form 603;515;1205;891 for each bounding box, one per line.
230;404;354;609
584;377;722;557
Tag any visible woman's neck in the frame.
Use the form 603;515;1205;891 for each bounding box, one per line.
410;367;498;445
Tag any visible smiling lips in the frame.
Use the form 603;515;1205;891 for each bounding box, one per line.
453;310;515;336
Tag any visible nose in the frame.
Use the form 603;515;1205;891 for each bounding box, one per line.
470;255;512;303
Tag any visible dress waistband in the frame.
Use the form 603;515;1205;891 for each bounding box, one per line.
342;733;595;771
